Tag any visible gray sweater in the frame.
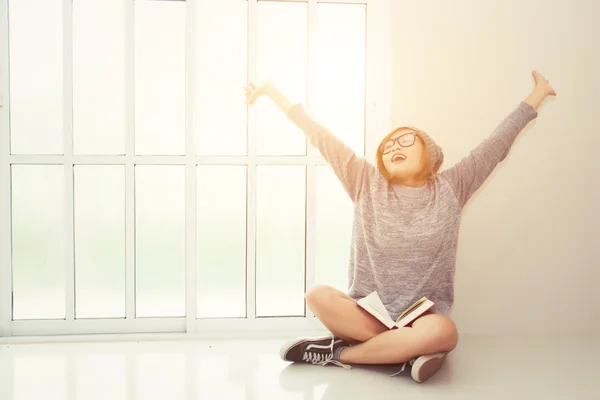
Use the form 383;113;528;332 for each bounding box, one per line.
287;102;538;320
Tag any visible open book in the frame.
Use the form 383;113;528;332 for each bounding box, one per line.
357;292;435;329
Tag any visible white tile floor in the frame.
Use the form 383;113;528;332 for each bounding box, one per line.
0;333;598;400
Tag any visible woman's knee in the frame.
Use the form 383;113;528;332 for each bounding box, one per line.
305;285;341;312
415;315;459;352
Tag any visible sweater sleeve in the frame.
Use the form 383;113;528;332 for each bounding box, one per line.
287;103;375;202
439;101;538;207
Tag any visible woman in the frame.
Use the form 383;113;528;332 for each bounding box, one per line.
244;70;556;383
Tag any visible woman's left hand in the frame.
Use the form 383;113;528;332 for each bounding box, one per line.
532;70;556;96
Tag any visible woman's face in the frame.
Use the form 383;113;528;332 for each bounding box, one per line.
380;128;426;182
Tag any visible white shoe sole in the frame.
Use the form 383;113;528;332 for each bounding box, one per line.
279;335;334;362
411;352;446;383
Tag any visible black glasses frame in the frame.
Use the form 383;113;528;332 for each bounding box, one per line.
380;133;416;154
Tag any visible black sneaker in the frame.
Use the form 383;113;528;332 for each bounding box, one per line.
279;335;351;369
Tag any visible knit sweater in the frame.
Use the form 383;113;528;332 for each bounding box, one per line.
287;101;538;320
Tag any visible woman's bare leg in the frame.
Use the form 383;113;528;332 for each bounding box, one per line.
339;313;459;364
306;285;458;363
289;285;457;383
305;285;386;343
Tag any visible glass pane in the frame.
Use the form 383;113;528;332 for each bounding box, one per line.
135;166;185;317
256;2;307;156
197;166;246;318
195;0;247;155
136;355;185;400
9;0;63;154
74;166;125;319
14;357;66;400
314;4;366;155
315;167;354;292
11;165;65;320
76;355;126;400
73;0;126;155
256;166;305;317
134;1;185;155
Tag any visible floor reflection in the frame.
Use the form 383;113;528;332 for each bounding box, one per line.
0;335;598;400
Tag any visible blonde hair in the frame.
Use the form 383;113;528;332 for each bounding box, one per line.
375;127;435;183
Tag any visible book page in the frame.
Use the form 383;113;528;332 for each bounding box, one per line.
396;298;426;323
357;292;395;329
395;299;435;328
357;302;395;330
361;292;393;322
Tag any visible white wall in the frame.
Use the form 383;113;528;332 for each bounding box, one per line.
386;0;600;334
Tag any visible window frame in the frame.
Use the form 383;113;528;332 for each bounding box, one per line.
0;0;392;339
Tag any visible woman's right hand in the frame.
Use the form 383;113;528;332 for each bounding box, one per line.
244;81;272;105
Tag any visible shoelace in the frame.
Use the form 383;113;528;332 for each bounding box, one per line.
302;336;351;370
390;358;415;377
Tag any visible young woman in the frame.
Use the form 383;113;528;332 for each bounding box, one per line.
244;70;556;383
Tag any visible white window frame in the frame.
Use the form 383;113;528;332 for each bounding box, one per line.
0;0;391;340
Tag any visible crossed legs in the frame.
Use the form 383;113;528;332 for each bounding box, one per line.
305;285;458;365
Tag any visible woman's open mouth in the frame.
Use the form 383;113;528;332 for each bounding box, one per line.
391;153;407;163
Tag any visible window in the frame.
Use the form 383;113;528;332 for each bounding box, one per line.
0;0;391;337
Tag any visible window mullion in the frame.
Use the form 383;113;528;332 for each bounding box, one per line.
304;0;318;318
184;0;197;333
63;0;75;322
246;0;258;320
125;0;136;321
0;0;12;337
5;155;329;165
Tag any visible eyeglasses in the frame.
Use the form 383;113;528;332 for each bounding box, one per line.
379;133;416;154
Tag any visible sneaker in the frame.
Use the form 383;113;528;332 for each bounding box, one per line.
279;335;351;369
390;352;447;383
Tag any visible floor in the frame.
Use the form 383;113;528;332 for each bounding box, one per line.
0;334;598;400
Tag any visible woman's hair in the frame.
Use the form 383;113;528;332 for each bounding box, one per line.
375;127;435;183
